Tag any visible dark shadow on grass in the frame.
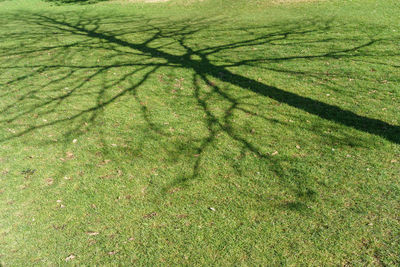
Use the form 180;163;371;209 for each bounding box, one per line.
44;0;108;5
0;11;399;204
18;13;400;144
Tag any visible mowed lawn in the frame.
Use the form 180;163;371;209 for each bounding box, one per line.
0;0;399;265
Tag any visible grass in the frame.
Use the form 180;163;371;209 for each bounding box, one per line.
0;0;399;265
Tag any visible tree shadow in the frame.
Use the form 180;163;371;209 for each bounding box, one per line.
0;11;399;205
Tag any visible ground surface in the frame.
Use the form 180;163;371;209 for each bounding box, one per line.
0;0;399;265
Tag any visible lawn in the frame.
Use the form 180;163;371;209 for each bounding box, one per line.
0;0;399;265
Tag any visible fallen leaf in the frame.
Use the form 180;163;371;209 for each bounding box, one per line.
391;159;398;163
87;232;99;236
46;178;54;185
108;251;117;255
98;159;111;166
143;212;157;219
65;254;75;261
271;151;278;156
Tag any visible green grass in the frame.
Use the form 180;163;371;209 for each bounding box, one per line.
0;0;399;265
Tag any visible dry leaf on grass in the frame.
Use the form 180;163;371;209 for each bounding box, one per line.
98;159;111;166
143;212;157;219
65;254;75;261
87;232;99;236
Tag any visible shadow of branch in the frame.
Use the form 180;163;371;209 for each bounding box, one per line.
1;11;399;205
